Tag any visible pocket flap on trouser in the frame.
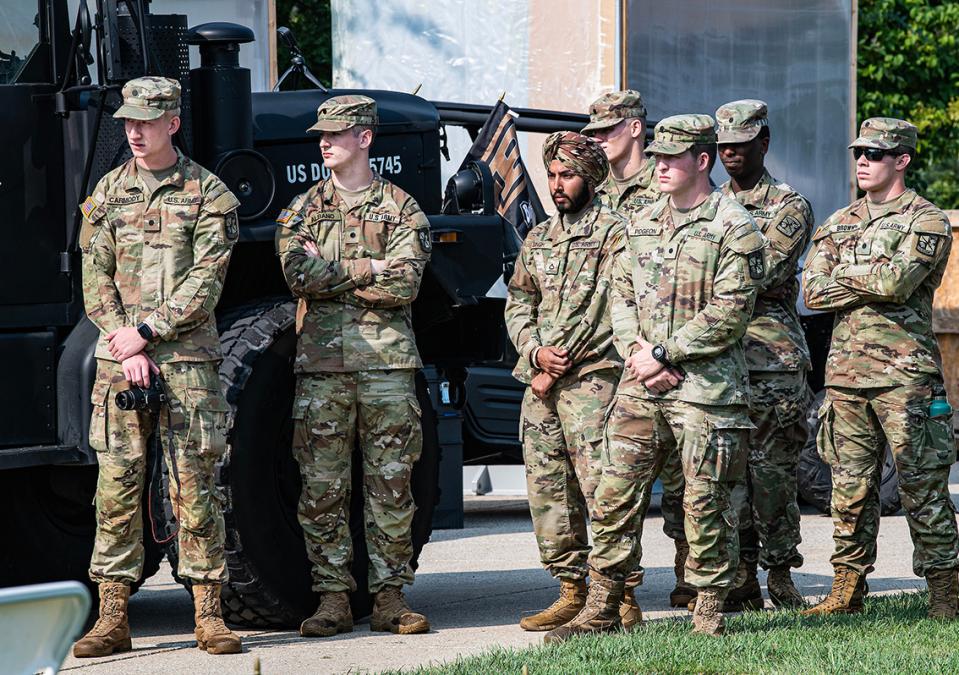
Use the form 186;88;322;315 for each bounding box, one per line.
185;387;230;412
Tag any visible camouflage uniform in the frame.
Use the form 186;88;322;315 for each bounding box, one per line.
80;77;239;585
717;100;814;572
588;115;764;591
506;132;624;581
276;96;432;594
803;118;959;579
586;90;686;548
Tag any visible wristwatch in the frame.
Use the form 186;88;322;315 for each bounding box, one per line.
651;343;671;367
137;322;155;341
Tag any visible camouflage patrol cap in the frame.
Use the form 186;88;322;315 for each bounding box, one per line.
582;90;647;133
715;99;768;144
645;114;716;156
114;76;181;121
307;95;378;133
849;117;917;151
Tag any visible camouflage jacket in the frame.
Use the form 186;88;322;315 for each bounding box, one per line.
275;174;431;373
80;151;239;364
611;190;764;405
802;189;950;388
505;199;627;385
597;156;659;218
721;171;814;372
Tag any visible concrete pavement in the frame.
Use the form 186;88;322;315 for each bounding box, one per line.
59;469;959;674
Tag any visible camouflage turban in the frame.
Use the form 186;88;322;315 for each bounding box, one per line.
542;131;609;187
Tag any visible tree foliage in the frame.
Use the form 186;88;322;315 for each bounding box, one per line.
859;0;959;206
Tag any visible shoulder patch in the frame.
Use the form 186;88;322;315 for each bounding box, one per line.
747;250;765;280
276;208;302;228
80;196;104;221
776;215;803;238
206;190;241;216
915;233;943;259
418;229;433;253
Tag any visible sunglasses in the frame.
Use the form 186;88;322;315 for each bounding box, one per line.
853;147;898;161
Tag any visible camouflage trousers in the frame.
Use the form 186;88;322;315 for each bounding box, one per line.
590;395;750;588
88;359;229;585
819;383;959;577
730;371;809;569
521;369;618;581
292;369;422;593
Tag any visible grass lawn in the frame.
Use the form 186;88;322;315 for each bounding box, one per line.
398;592;959;674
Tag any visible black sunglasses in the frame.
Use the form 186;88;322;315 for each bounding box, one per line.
853;147;897;161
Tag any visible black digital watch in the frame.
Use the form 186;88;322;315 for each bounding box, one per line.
651;343;671;367
137;322;155;341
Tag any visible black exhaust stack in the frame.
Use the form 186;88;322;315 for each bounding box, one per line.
186;22;273;221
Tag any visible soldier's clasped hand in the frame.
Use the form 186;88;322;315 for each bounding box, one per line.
121;353;160;389
531;371;556;400
107;326;148;361
535;346;571;377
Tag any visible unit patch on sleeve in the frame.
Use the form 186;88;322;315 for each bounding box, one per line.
916;233;941;258
776;215;802;238
747;250;766;280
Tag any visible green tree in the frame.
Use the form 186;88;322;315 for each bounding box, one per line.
858;0;959;207
275;0;332;90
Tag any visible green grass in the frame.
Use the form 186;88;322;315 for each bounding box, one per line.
397;592;959;675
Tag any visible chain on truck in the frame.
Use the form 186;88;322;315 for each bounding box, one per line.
0;0;901;627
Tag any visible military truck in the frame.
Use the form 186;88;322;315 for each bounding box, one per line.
0;0;903;629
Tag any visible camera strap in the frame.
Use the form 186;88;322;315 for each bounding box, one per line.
147;378;182;545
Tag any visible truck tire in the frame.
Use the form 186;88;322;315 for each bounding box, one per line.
797;390;902;516
0;464;162;594
159;298;439;628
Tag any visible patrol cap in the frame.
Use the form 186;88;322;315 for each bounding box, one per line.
645;114;717;156
113;76;181;121
307;95;378;133
582;90;647;133
849;117;917;151
715;99;768;144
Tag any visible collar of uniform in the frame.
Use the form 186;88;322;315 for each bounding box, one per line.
122;149;188;192
721;169;772;209
651;189;721;229
848;188;917;222
599;156;655;203
547;198;601;244
320;172;385;209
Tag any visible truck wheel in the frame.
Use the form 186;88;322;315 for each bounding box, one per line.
797;390;902;516
0;465;162;593
160;299;439;627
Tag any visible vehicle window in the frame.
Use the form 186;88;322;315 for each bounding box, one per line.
0;2;41;84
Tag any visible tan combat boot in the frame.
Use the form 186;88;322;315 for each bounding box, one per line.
371;586;430;634
767;566;806;608
543;576;624;644
722;560;764;612
669;539;698;608
619;586;644;631
520;578;587;631
926;568;959;619
300;591;353;637
801;565;863;616
73;582;132;658
692;587;728;636
193;584;242;654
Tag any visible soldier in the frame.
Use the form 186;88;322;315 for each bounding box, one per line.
802;118;959;618
584;89;695;610
275;95;431;637
74;77;241;657
547;115;765;641
714;100;814;610
505;132;629;632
